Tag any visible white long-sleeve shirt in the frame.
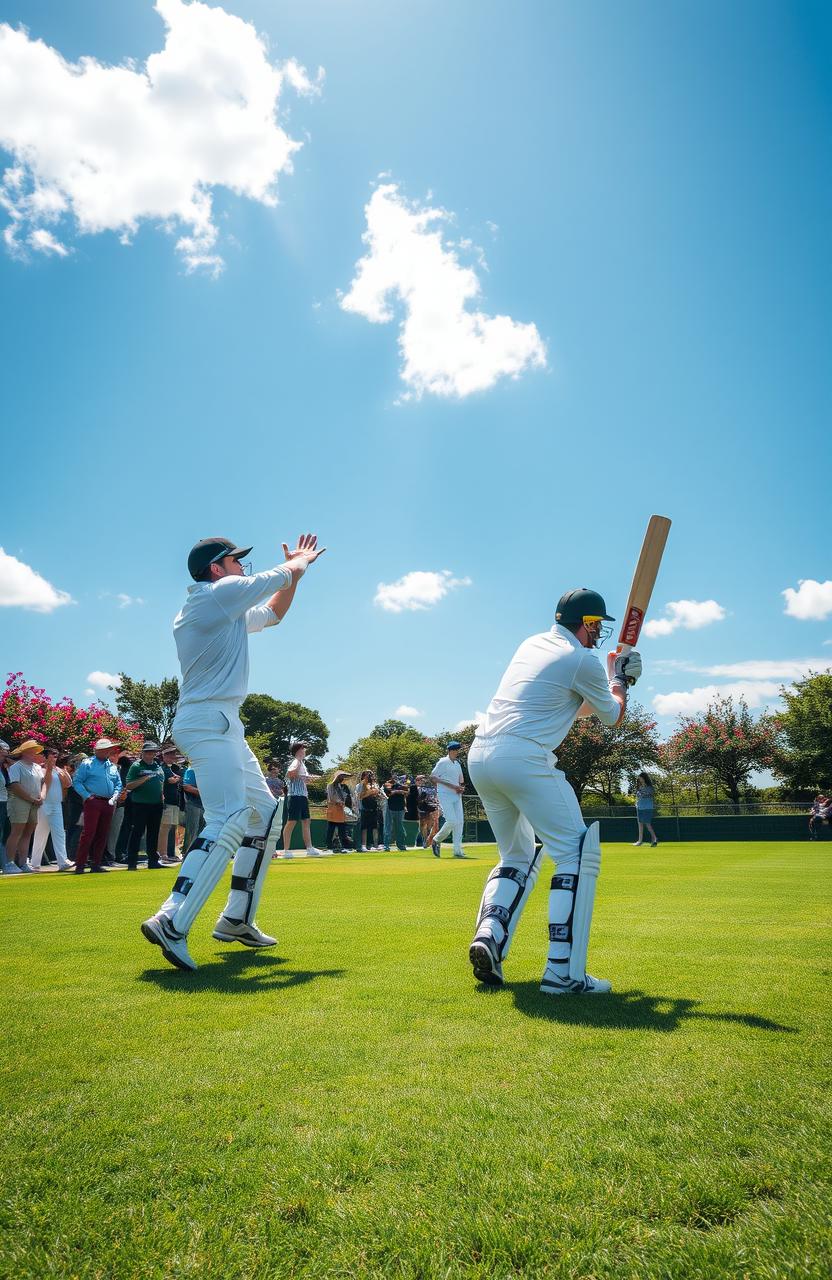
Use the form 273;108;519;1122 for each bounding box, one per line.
476;624;621;754
174;567;292;707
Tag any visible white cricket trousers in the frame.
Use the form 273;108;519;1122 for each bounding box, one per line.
434;801;464;855
468;735;586;965
30;804;72;869
158;700;276;926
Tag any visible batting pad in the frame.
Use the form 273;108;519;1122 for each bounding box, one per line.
222;801;280;925
475;846;543;961
568;821;601;982
170;806;251;936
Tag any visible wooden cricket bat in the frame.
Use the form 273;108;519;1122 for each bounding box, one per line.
617;515;672;662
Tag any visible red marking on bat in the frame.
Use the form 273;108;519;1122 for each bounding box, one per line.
621;606;644;647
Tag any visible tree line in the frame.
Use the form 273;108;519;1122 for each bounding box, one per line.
107;671;832;808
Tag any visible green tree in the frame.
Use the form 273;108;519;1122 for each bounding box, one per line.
340;730;436;782
555;704;659;804
369;719;411;739
239;694;328;769
666;696;779;809
114;674;180;745
775;672;832;793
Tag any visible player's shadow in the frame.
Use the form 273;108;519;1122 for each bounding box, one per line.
502;985;797;1035
138;949;345;995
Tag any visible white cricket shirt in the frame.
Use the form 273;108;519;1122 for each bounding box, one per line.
476;624;621;753
175;567;292;707
432;755;464;800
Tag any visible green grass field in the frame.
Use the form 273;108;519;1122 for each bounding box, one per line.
1;841;830;1279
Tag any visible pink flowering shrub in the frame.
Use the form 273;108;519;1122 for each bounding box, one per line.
0;673;142;756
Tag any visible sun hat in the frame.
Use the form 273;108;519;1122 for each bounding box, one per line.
12;739;44;756
93;738;120;751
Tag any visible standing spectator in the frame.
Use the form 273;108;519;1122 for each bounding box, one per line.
325;771;354;850
0;738;14;874
282;743;323;857
106;751;135;864
416;774;440;851
158;746;183;865
405;775;421;846
30;747;75;871
808;795;829;840
125;743;166;871
265;761;285;804
5;739;46;872
633;772;658;847
430;741;467;859
356;769;382;851
383;773;408;852
63;752;86;862
72;738;124;874
376;778;388;852
181;758;205;857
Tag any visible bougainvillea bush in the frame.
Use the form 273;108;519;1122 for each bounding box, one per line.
664;695;780;807
0;674;142;756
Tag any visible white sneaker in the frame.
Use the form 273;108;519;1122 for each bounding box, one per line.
540;969;612;996
140;913;197;971
306;847;322;857
469;936;504;987
453;852;468;859
212;917;277;948
2;863;23;875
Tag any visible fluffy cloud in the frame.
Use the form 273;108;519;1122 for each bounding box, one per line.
340;183;547;398
394;705;423;719
0;0;321;272
86;671;121;691
782;579;832;622
456;711;486;731
652;681;781;717
374;569;472;614
643;599;726;638
0;547;73;612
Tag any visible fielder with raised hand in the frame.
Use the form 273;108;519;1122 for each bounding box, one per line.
467;588;641;996
141;533;325;972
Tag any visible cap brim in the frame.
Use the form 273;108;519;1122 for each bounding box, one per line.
227;545;253;561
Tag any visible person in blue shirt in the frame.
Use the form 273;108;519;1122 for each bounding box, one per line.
72;738;124;872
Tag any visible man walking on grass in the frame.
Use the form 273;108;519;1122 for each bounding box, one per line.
141;533;324;971
430;741;467;859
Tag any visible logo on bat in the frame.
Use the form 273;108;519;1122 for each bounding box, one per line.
620;605;644;647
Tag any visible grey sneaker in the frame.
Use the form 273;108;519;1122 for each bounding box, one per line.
431;840;440;858
2;863;23;875
140;913;197;971
212;917;277;948
469;936;504;988
540;970;612;996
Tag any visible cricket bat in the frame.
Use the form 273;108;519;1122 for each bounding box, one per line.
617;515;672;676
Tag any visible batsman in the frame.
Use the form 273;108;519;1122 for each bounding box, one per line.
468;588;641;995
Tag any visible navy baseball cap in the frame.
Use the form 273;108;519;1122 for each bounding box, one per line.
447;740;464;751
187;537;253;581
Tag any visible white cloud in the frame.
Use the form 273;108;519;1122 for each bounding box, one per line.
86;671;121;691
394;705;423;719
340;182;546;398
782;579;832;622
0;0;321;273
652;681;782;717
374;569;472;614
116;593;145;609
643;599;726;638
654;657;831;680
84;688;96;697
0;547;73;612
456;711;486;732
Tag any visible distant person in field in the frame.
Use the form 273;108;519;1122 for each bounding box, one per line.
430;742;467;858
416;774;439;850
356;770;382;851
325;771;354;851
405;775;421;846
180;758;205;857
808;795;830;839
5;739;46;872
633;772;658;847
282;742;323;857
141;532;325;972
30;747;75;871
0;738;11;873
467;588;641;996
383;773;408;851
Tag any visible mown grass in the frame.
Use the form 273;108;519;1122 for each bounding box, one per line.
1;841;829;1279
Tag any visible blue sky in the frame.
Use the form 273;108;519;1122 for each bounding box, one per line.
1;0;830;761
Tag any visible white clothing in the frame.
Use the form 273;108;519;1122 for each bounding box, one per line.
0;770;7;803
175;567;291;707
431;755;464;855
36;765;63;805
31;803;71;868
434;810;464;855
476;624;620;754
8;759;41;801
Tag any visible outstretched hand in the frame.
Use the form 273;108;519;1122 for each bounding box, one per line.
282;533;326;568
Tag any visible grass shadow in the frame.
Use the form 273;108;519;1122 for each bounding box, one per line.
138;949;345;995
504;984;798;1034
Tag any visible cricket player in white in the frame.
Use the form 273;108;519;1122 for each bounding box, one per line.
467;588;642;995
430;742;467;858
141;533;325;971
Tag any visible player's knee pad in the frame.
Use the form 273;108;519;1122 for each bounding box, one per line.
475;847;543;960
168;806;251;935
223;803;279;924
548;822;602;977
